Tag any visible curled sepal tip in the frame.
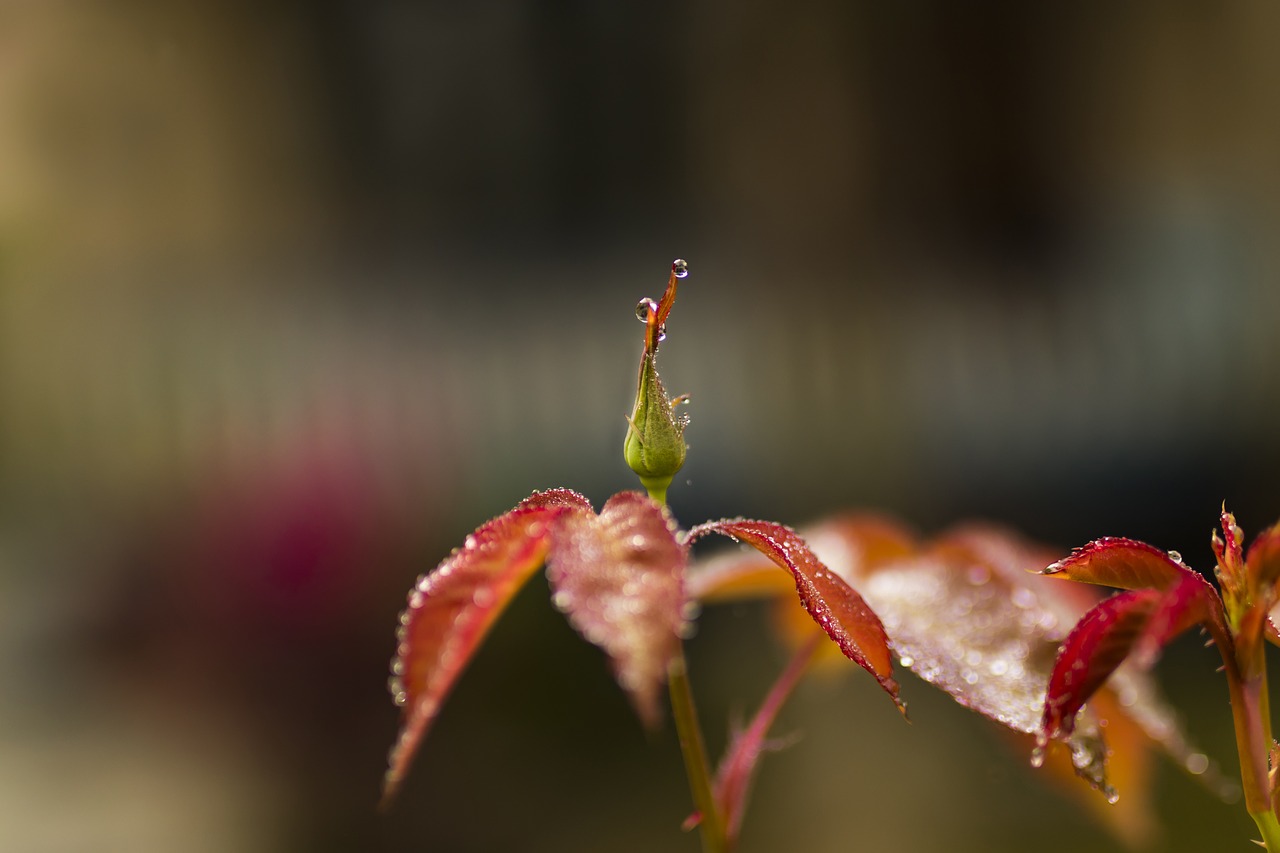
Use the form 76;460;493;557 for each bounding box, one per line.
624;260;690;501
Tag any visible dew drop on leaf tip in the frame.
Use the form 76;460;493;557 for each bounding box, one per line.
635;298;658;322
672;258;689;278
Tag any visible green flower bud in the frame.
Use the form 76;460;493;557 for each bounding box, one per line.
624;260;690;504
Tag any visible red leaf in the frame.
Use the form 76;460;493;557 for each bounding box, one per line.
1247;521;1280;598
685;514;916;605
1043;535;1233;672
686;519;901;710
1132;573;1226;668
1043;537;1191;591
382;489;592;806
545;491;686;728
1040;589;1163;743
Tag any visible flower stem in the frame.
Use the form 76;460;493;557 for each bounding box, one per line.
1229;673;1272;810
668;648;726;853
1252;809;1280;852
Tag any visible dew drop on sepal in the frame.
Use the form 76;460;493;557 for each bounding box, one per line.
672;258;689;278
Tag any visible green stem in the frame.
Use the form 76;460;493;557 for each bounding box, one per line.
668;647;726;853
643;478;720;849
1252;809;1280;852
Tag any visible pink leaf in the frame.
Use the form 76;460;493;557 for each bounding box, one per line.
545;491;686;728
687;519;901;710
382;489;592;806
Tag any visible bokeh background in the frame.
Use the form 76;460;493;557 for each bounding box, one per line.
3;3;1279;851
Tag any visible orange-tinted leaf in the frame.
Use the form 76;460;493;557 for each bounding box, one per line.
382;489;592;805
1040;589;1162;743
1043;537;1191;591
687;559;795;603
546;491;686;728
686;519;901;710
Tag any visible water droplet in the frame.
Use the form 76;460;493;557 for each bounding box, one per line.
464;534;478;549
657;323;667;342
1030;744;1046;768
1167;550;1182;563
898;655;914;668
552;590;572;610
393;690;409;707
672;258;689;278
1186;753;1209;775
635;297;658;322
1105;788;1120;805
472;588;495;607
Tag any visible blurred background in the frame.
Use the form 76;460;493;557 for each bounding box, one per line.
2;2;1279;851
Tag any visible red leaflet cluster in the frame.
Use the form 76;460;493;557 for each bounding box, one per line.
382;491;899;809
1035;508;1280;822
1037;538;1230;749
687;515;1223;840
